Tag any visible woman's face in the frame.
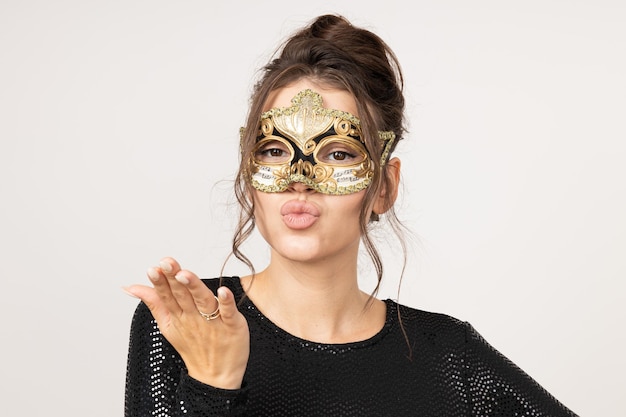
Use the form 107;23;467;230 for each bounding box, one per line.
252;79;369;265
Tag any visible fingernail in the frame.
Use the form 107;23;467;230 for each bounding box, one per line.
175;273;189;285
122;287;139;299
159;260;172;273
147;267;160;282
217;287;228;301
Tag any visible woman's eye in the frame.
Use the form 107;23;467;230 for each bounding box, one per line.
316;140;365;164
331;151;349;161
255;141;291;162
325;149;357;162
264;148;284;157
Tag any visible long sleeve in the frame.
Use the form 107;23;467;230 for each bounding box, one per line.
464;323;578;417
124;302;247;417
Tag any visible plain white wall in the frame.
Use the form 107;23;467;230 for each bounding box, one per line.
1;1;624;415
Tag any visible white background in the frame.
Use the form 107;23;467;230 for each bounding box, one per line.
1;1;624;415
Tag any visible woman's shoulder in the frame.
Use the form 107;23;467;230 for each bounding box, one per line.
387;299;470;345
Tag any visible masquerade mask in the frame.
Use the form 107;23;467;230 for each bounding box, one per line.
246;89;395;195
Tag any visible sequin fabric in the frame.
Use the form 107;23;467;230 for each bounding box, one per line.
125;277;578;416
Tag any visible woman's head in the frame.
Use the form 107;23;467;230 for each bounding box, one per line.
231;14;406;287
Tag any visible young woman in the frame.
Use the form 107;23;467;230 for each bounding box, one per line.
124;14;577;417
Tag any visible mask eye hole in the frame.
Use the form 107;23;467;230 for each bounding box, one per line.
315;138;367;166
254;139;293;164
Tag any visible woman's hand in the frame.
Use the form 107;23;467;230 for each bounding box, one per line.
124;257;250;389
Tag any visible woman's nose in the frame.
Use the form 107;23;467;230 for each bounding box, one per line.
288;180;314;193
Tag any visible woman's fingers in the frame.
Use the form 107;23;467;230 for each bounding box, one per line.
173;269;219;317
159;258;195;307
123;284;156;304
130;256;243;329
147;257;203;316
159;257;181;277
123;284;169;322
216;286;240;324
149;257;219;320
147;265;184;316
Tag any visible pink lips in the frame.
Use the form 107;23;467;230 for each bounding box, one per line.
280;200;320;230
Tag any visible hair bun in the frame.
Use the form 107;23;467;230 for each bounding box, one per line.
309;14;353;40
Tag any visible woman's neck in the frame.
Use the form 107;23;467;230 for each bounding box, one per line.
241;251;386;344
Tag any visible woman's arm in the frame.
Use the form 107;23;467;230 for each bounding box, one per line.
124;301;248;417
124;258;250;416
124;301;185;416
464;323;578;417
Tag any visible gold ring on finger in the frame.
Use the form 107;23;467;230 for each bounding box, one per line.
199;296;221;321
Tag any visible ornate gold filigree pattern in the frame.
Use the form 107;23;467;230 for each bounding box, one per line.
246;89;395;195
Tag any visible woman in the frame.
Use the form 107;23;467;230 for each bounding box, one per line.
124;14;577;416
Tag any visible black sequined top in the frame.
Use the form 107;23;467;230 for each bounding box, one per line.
125;277;577;416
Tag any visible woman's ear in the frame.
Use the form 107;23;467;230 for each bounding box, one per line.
373;157;401;215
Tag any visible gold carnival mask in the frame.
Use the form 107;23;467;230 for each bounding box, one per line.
246;89;395;195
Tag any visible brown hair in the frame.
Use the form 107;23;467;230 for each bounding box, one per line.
229;14;407;295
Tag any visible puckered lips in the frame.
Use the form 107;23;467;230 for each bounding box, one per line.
280;200;320;230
